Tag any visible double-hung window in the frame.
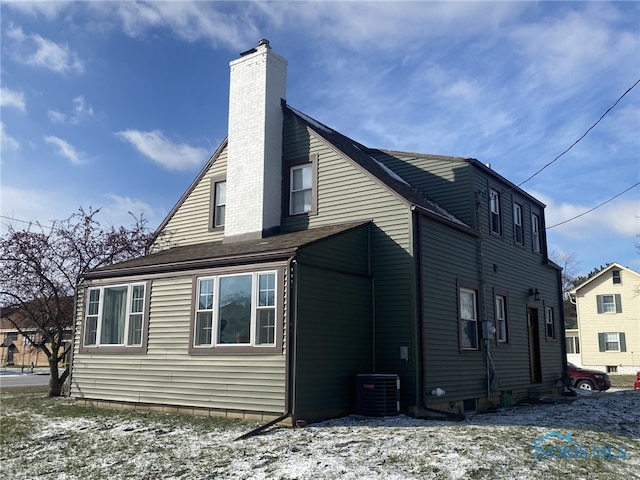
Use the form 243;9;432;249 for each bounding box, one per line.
596;294;622;314
290;165;312;215
83;283;147;349
489;189;502;235
545;306;555;339
513;203;523;245
531;213;541;253
495;294;508;343
459;287;479;350
192;270;279;351
566;336;580;354
612;270;621;284
210;177;226;228
598;332;626;352
285;154;317;216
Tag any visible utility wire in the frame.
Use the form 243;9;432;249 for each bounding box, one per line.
546;182;639;229
518;78;640;187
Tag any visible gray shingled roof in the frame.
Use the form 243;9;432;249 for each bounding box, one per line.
85;221;369;279
284;105;472;231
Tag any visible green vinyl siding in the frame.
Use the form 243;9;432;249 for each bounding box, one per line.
282;114;417;407
371;151;475;227
150;149;228;252
72;275;287;414
294;261;373;420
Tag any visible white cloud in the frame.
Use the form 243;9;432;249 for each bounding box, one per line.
44;135;84;164
0;87;26;112
106;1;259;49
3;1;73;19
535;191;640;239
7;25;84;74
100;194;159;229
116;129;207;170
48;95;94;125
48;109;67;124
1;122;20;151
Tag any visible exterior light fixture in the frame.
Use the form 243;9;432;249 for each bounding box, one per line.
528;288;541;301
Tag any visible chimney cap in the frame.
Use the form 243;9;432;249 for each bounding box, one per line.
258;38;270;48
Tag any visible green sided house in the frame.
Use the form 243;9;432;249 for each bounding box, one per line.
70;40;566;423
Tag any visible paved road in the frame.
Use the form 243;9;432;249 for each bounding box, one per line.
0;370;51;388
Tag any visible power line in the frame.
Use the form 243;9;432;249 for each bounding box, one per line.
518;77;640;187
546;182;639;229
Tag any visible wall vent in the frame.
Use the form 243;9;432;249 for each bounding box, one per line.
355;374;400;416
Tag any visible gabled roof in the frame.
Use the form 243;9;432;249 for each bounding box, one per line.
86;221;369;279
569;262;640;294
284;105;474;234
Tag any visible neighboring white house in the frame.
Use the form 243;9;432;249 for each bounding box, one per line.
570;263;640;375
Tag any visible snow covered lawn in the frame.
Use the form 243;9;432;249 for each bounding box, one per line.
1;389;638;479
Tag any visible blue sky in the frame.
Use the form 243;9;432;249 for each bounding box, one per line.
1;1;639;276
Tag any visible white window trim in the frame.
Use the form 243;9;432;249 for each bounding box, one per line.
604;332;620;352
489;189;501;235
460;287;479;350
193;271;279;349
545;306;555;339
601;294;616;313
531;213;541;253
289;164;313;215
513;203;523;245
213;180;226;227
495;294;507;343
84;283;146;348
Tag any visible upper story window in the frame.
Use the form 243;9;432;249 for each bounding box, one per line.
210;177;226;229
285;154;317;217
531;213;541;253
612;270;621;284
191;270;281;353
489;189;502;235
83;283;148;350
513;202;523;245
290;165;312;214
495;294;508;343
596;294;622;314
459;286;479;350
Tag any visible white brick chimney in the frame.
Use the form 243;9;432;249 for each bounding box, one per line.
224;39;287;241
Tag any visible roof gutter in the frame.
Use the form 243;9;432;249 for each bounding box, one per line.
85;248;298;280
410;205;478;237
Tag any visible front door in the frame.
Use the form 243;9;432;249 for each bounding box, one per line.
528;307;542;383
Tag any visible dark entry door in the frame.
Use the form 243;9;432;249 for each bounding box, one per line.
528;307;542;383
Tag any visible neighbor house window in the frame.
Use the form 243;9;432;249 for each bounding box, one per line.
566;336;580;354
531;213;541;253
596;294;622;314
545;306;555;339
598;332;626;352
489;189;502;235
459;287;479;350
612;270;621;284
83;283;147;349
513;203;523;245
210;177;226;229
495;294;508;343
192;270;280;352
285;154;317;216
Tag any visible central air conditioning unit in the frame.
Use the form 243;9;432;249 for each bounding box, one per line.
355;374;400;417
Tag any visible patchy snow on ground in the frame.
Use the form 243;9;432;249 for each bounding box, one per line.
2;390;639;479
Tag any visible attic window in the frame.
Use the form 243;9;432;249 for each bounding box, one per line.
209;176;226;229
612;270;621;284
285;154;318;217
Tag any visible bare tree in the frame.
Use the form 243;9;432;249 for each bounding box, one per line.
549;251;581;319
0;207;154;396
